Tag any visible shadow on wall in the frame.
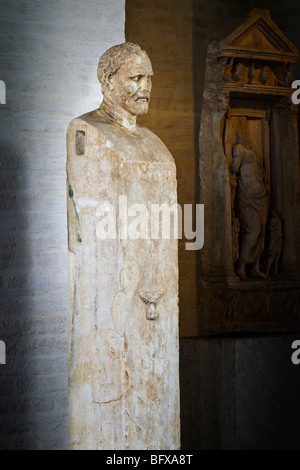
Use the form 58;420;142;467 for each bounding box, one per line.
180;334;300;450
0;2;32;445
0;138;31;449
0;2;70;450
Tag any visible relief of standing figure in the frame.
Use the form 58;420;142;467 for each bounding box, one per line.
231;130;269;280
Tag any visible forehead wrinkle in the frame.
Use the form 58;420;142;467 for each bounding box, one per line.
129;69;154;77
118;54;153;76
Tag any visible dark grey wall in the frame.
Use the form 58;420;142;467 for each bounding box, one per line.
180;335;300;450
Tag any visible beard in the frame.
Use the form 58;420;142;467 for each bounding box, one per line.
120;90;150;116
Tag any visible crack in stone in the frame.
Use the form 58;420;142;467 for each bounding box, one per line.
92;394;124;405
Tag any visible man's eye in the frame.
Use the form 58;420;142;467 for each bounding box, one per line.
131;76;142;82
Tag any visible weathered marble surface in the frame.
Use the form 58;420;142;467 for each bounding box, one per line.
66;43;180;450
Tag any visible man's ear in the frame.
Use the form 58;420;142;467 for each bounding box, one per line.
101;75;113;96
107;73;114;90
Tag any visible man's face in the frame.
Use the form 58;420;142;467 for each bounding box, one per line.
262;66;272;81
108;53;153;116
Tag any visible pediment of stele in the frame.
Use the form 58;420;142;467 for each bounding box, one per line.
221;9;298;63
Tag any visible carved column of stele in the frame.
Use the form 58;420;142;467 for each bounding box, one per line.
66;43;180;450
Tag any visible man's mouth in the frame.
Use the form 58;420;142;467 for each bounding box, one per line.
136;96;149;102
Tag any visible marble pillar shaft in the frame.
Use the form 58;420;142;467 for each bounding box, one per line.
67;116;180;450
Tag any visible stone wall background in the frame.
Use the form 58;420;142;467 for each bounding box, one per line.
0;0;300;450
126;0;201;337
0;0;125;450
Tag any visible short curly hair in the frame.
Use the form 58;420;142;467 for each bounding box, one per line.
97;42;148;90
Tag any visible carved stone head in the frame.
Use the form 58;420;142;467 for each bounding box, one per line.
97;42;153;116
232;62;247;82
259;65;273;85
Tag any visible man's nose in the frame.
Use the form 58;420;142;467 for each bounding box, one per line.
139;77;151;92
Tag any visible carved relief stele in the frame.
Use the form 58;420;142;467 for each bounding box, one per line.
199;9;300;333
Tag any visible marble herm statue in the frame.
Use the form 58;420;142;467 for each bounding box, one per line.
66;43;180;450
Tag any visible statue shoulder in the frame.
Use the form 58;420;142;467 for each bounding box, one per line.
67;114;175;164
137;125;175;163
67;109;107;135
